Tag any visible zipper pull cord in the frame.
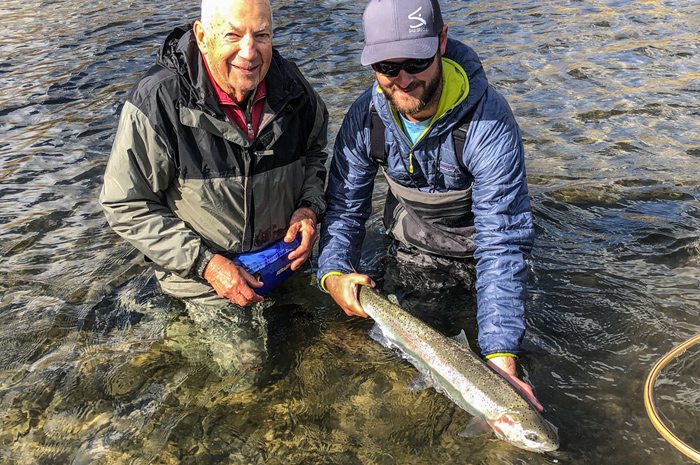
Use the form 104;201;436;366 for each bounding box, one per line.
244;88;257;141
247;122;254;139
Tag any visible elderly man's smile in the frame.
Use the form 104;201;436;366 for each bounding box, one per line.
231;62;260;73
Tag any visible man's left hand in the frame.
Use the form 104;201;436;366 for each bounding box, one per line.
284;207;317;270
487;356;544;412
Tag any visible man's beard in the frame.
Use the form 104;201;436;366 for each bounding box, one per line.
379;59;443;118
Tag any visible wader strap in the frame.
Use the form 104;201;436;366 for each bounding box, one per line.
369;102;479;168
370;105;387;164
451;104;478;171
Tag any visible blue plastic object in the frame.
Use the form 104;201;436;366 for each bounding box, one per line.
232;235;302;296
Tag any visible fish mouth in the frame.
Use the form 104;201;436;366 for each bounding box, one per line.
532;439;560;453
498;434;559;453
491;415;559;452
518;434;559;453
501;435;559;453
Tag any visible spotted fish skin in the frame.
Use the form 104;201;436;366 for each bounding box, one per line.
358;286;559;453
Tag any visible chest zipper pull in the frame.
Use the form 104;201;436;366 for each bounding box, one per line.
247;122;254;140
409;152;414;173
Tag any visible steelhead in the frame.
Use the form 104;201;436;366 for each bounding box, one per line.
358;286;559;452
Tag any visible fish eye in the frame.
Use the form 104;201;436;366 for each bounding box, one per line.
525;432;539;442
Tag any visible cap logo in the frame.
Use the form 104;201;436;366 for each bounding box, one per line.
408;7;428;30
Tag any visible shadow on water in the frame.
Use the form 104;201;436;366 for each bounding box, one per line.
1;0;700;463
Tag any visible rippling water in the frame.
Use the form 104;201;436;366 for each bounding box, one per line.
1;0;699;463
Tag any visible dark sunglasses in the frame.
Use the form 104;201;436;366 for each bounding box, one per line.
372;55;436;77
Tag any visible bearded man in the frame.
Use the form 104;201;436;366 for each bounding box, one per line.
317;0;541;408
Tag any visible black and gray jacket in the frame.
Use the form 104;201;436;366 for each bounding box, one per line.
99;25;328;299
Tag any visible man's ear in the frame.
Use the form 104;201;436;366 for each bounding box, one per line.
439;24;449;55
193;20;208;53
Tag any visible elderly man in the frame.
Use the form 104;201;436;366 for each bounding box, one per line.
100;0;328;307
318;0;541;408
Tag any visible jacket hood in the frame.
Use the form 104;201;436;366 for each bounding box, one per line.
157;24;193;76
443;37;488;114
371;37;488;137
156;24;219;113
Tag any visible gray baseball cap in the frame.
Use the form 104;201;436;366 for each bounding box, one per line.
361;0;444;66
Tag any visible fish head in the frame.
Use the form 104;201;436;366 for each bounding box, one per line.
490;411;559;453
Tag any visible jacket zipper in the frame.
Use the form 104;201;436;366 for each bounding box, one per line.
241;91;258;252
241;92;296;252
395;108;455;185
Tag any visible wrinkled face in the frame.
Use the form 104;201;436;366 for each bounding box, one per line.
491;413;559;452
194;0;273;104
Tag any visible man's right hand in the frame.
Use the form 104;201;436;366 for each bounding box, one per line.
203;254;264;306
325;273;375;318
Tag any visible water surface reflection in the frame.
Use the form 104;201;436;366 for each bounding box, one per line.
1;0;699;464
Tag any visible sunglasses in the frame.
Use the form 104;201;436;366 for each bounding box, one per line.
372;55;436;77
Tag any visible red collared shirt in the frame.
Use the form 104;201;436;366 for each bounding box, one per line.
202;54;266;141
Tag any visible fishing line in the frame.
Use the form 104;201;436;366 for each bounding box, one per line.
644;332;700;463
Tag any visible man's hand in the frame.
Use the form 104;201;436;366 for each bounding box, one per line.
487;356;543;412
285;207;317;270
203;254;264;306
325;273;375;318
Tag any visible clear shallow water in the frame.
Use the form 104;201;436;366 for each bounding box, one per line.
1;0;699;463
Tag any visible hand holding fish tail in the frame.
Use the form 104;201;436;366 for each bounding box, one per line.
488;357;543;412
325;273;375;317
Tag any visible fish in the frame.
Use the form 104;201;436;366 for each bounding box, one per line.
358;285;559;453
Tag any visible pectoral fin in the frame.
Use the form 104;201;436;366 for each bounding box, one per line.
458;416;493;438
406;373;432;391
369;324;389;346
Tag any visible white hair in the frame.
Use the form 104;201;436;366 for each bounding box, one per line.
199;0;219;28
200;0;273;29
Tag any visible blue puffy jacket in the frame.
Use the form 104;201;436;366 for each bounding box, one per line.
317;38;534;357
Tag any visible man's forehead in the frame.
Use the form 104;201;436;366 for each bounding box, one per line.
220;17;272;30
208;16;267;29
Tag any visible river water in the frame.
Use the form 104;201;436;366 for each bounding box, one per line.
1;0;699;464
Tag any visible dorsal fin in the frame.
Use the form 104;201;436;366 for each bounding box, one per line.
451;329;469;346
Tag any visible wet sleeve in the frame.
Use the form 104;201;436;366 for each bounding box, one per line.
466;92;535;357
316;104;379;287
99;101;211;279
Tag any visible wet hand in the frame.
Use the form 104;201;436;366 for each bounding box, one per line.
325;273;375;318
285;207;317;270
488;356;544;412
203;254;264;306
